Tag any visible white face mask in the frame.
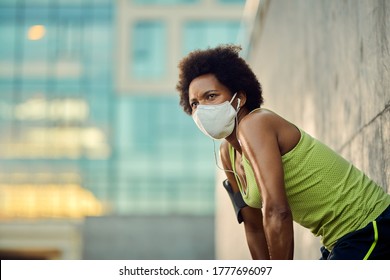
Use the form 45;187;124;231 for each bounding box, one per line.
192;93;240;140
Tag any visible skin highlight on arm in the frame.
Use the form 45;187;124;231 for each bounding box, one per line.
238;111;295;259
220;141;270;260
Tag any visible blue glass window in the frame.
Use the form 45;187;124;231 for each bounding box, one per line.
134;0;198;5
131;21;166;79
0;0;243;218
183;21;241;54
218;0;246;4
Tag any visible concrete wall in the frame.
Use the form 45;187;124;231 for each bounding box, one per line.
83;215;214;260
216;0;389;259
0;220;83;259
0;216;214;260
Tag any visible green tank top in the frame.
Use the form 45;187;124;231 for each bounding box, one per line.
229;128;390;250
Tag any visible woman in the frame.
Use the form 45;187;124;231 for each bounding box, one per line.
176;45;390;260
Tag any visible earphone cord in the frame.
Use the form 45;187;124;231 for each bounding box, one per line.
211;95;247;194
212;140;247;195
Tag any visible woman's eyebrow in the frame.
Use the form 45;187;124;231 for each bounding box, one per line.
199;90;219;99
203;89;219;95
190;90;219;103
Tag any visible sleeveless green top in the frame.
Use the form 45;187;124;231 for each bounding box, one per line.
229;128;390;250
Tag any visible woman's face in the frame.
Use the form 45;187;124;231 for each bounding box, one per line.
188;73;233;115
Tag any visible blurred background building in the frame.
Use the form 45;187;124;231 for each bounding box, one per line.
0;0;246;259
1;0;389;260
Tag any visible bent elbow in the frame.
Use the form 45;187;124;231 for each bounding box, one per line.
263;206;292;222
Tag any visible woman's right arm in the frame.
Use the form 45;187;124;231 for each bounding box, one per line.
220;141;270;260
241;206;270;259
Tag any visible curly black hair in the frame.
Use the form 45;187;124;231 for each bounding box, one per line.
176;44;263;115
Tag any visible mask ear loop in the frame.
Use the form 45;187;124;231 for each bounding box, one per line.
212;95;247;195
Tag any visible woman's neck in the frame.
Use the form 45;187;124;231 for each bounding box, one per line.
225;107;251;153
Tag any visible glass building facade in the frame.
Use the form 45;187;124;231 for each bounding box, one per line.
0;0;245;220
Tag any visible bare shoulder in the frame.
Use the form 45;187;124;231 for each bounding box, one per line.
239;109;285;135
238;109;300;155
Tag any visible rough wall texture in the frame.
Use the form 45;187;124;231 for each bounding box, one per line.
216;0;389;259
249;0;389;188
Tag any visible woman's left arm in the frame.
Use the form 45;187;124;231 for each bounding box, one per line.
238;112;294;260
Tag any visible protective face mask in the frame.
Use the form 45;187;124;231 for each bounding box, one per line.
192;93;240;140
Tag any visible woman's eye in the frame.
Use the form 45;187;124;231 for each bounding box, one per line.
191;102;198;109
207;94;216;100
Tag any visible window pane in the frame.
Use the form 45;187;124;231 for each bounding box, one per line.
183;21;241;54
134;0;198;5
131;21;166;79
218;0;246;4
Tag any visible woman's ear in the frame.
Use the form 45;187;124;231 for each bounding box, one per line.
237;91;247;108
